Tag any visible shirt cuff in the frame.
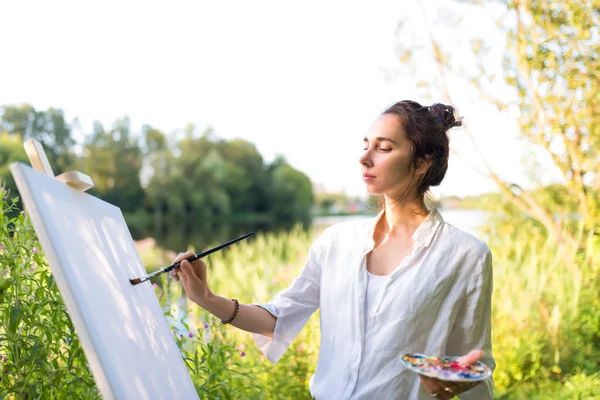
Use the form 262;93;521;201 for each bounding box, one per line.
251;303;289;364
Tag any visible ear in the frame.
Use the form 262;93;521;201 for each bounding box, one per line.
415;158;432;177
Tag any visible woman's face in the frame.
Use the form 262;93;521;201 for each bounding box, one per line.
359;114;418;197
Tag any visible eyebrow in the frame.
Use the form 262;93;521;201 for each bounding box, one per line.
363;136;398;144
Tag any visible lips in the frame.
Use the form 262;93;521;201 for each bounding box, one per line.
363;173;376;180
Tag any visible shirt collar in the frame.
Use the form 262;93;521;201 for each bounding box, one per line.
365;207;444;249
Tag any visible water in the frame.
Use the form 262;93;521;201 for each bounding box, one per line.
438;209;488;240
313;209;488;241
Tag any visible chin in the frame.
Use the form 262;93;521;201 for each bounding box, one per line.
364;185;384;196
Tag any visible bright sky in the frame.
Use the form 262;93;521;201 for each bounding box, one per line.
1;0;556;198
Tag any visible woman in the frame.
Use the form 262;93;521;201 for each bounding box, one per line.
172;100;495;399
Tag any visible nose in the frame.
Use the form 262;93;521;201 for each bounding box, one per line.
359;150;373;168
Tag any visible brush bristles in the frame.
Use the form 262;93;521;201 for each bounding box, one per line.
129;278;144;286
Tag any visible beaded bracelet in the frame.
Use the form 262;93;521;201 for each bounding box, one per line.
221;299;239;324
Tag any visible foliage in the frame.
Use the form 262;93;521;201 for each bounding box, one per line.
496;371;600;400
0;105;76;176
478;196;600;395
0;134;29;209
0;105;315;250
2;188;600;398
0;189;318;399
0;190;100;399
395;0;599;244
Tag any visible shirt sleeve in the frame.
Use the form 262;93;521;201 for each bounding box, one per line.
446;247;496;399
251;228;329;364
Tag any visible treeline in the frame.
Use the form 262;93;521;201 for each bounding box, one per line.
0;104;314;245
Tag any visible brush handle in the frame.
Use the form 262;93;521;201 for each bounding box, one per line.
153;231;256;278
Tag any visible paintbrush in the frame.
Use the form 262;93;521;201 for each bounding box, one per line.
129;231;255;286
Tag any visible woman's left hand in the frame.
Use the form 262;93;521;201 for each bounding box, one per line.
419;349;483;399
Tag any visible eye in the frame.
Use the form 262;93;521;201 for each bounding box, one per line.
379;148;391;152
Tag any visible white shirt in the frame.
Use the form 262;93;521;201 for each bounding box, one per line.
253;208;495;399
357;270;390;390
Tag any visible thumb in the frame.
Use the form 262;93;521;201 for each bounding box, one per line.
457;349;484;365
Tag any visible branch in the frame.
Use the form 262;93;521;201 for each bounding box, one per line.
414;0;576;244
514;2;574;181
449;148;489;179
416;0;453;103
514;0;591;225
469;77;507;111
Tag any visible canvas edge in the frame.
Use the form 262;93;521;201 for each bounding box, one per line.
9;162;116;400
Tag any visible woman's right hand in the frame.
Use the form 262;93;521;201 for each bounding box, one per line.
171;251;213;307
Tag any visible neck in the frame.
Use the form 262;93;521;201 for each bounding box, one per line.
378;194;430;237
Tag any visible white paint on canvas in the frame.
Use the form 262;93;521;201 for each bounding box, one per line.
10;162;198;400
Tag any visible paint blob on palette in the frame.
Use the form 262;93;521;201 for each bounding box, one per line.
400;353;492;382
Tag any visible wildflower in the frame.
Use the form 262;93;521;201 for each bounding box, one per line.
152;283;158;289
237;343;246;352
32;247;38;254
271;278;279;285
297;344;305;353
0;243;4;251
188;332;194;338
240;352;246;357
204;323;209;329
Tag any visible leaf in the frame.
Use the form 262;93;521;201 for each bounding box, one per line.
8;306;22;334
28;383;38;399
0;278;10;292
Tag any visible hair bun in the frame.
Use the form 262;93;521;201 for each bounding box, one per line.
430;103;462;131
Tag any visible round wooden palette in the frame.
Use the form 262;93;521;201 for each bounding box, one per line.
400;353;492;382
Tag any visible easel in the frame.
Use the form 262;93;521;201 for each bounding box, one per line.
12;139;200;399
23;139;95;192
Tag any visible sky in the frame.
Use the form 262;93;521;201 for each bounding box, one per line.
0;0;557;198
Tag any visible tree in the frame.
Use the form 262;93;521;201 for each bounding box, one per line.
395;0;599;243
0;133;29;202
82;117;144;213
0;104;77;174
215;138;270;214
271;162;314;227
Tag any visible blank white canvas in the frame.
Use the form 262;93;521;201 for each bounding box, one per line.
10;162;199;400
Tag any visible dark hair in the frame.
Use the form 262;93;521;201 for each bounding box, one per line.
381;100;462;199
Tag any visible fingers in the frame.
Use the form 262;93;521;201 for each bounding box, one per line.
457;349;484;365
179;260;199;284
170;251;209;288
421;375;477;399
170;251;192;279
173;251;195;264
420;376;456;400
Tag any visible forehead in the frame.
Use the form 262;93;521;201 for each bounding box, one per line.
365;114;406;142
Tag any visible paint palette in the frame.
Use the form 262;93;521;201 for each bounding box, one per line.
400;353;492;382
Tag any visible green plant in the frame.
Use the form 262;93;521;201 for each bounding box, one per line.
0;190;100;399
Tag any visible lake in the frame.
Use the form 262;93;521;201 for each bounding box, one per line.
313;209;488;241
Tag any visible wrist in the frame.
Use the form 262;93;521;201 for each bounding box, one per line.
196;290;215;309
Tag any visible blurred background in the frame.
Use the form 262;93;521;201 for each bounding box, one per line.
0;1;598;399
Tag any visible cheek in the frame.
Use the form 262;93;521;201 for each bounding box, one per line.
379;155;411;179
